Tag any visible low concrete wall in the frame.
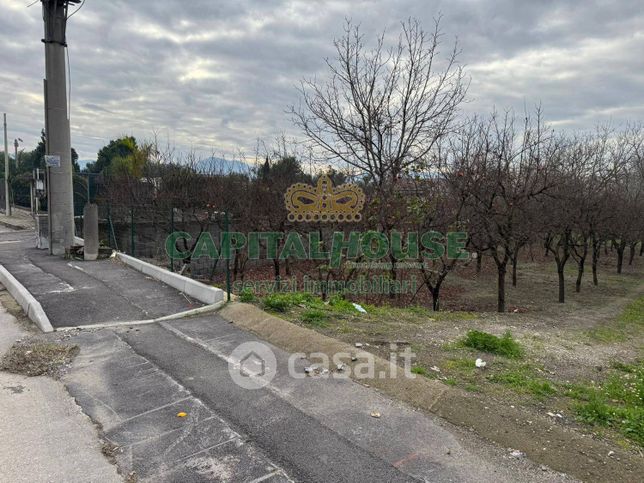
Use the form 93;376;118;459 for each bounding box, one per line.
115;253;225;305
0;265;54;333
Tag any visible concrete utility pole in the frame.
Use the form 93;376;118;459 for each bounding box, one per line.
42;0;80;255
3;113;10;216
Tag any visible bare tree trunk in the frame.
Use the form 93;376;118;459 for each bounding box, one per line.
628;242;637;265
511;249;519;287
430;286;441;311
574;239;588;293
592;239;599;286
476;252;482;274
273;259;281;285
558;264;565;303
497;263;507;313
575;257;585;293
616;241;626;274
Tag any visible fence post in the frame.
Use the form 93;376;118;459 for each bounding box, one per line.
130;206;135;256
224;211;231;302
107;203;113;248
169;207;174;272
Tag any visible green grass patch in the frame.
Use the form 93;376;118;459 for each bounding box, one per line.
301;308;329;328
620;296;644;325
488;366;556;399
567;361;644;446
411;365;429;376
587;326;627;343
328;295;358;313
239;288;255;303
262;292;321;312
587;296;644;343
460;330;523;358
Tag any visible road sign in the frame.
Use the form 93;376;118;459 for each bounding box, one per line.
44;155;61;168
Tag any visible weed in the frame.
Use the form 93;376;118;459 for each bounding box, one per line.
262;292;320;312
461;330;523;358
488;366;556;398
411;365;428;376
301;308;329;328
239;288;255;303
263;293;293;312
328;295;358;313
569;361;644;446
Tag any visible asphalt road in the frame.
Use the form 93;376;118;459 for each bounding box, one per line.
61;316;567;483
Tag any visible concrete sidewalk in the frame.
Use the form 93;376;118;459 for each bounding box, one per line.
0;297;121;483
0;207;35;231
0;229;201;328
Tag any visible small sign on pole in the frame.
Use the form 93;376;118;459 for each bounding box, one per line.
44;155;61;168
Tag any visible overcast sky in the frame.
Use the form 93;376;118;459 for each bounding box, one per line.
1;0;642;161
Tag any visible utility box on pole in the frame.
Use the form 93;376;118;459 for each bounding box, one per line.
42;0;79;255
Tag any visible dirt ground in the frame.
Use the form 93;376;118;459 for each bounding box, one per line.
254;251;644;454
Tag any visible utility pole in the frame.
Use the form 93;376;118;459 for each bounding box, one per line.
3;113;10;216
42;0;80;255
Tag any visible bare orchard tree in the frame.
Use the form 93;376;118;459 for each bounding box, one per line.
454;111;557;312
292;17;468;190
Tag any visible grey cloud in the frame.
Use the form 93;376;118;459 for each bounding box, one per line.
0;0;642;160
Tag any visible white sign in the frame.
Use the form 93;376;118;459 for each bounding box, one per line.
44;155;61;168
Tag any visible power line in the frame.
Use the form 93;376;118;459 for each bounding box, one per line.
67;0;85;19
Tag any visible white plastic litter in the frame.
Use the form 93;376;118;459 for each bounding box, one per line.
475;358;487;368
353;303;367;313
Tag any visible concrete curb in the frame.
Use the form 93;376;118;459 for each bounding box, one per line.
115;253;225;305
0;220;29;231
56;301;225;331
0;265;54;333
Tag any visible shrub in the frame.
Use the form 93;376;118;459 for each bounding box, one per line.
328;294;357;312
263;293;294;312
239;288;255;303
461;330;523;358
262;292;323;312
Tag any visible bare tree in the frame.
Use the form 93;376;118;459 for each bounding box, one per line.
455;111;556;312
292;17;467;190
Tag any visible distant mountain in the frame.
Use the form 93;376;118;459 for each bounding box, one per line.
194;157;251;174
